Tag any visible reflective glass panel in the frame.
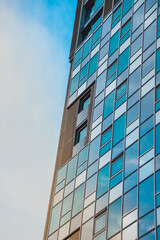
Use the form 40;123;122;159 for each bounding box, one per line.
143;21;156;50
88;53;98;77
107;197;122;238
88;135;100;165
118;47;130;75
109;30;120;56
49;202;62;234
123;187;137;215
140;90;154;123
128;67;141;97
156;124;160;156
139;211;155;237
78;145;88;166
124;171;137;193
139;175;154;217
140;129;154;156
157;48;160;73
125;141;138;177
95;213;106;234
113;114;125;146
72;184;85;217
62;193;73;216
127;102;139;126
97;163;110;198
140;116;154;137
111;156;123;176
85;174;97;197
103;91;115;120
156;171;160;194
66;156;77;184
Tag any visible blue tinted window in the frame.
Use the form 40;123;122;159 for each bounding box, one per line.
74;48;82;63
156;194;160;208
62;193;73;216
93;27;101;43
118;47;130;75
122;0;133;16
156;171;160;194
123;187;137;215
109;30;120;56
139;211;155;237
78;145;88;166
142;54;155;78
95;213;106;234
140;230;155;240
156;124;160;156
132;5;144;32
121;20;131;37
82;38;91;59
97;163;110;198
107;198;122;238
88;53;98;77
80;63;88;80
87;160;98;179
49;202;62;234
127;102;139;125
107;61;117;78
131;34;142;56
143;21;156;50
72;184;85;217
103;91;115;120
145;0;156;12
140;129;154;156
88;136;100;165
93;230;106;240
100;141;111;157
66;156;77;184
141;90;154;123
124;171;137;193
111;156;123;176
139;175;154;217
158;227;160;240
157;48;160;73
116;82;127;99
113;5;121;21
101;128;112;146
125;141;138;177
140;116;154;137
112;139;124;159
77;161;87;176
69;74;79;96
110;171;123;189
85;174;97;197
56;164;67;185
128;67;141;97
157;86;160;101
113;114;125;146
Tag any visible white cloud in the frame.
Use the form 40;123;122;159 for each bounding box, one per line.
0;1;70;239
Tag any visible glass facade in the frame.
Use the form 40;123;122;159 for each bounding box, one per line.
46;0;160;239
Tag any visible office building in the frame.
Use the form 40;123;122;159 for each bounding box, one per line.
44;0;160;239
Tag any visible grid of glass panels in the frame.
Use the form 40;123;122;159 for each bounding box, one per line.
49;0;160;239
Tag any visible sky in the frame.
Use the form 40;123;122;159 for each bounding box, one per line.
0;0;77;239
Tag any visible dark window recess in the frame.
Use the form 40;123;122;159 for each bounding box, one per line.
78;0;103;45
74;122;87;145
79;92;91;113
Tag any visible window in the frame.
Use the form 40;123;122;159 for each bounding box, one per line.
156;48;160;73
125;141;138;177
74;123;87;145
69;73;79;96
97;163;110;198
112;5;122;29
88;53;99;77
79;92;90;113
66;156;77;184
109;30;120;56
115;81;127;109
100;127;112;157
140;90;154;123
120;19;131;44
111;156;123;177
94;212;106;234
122;0;133;16
88;135;100;165
118;47;130;75
132;4;144;32
128;67;141;97
103;91;115;120
139;175;154;217
156;124;160;156
106;61;117;86
72;184;85;217
140;129;154;156
123;187;137;215
113;114;125;146
139;211;155;237
49;202;62;235
107;197;122;238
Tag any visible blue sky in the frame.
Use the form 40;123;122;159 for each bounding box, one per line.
0;0;77;239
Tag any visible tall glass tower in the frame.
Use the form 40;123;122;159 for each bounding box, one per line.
44;0;160;239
